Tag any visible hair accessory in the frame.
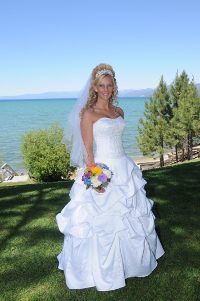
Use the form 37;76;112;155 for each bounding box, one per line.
95;69;113;78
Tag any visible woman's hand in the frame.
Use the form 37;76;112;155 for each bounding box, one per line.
95;185;105;193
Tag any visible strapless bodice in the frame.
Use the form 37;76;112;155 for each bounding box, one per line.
57;114;165;292
93;116;126;159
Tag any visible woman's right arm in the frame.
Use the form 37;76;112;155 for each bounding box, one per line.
80;111;94;164
81;111;105;194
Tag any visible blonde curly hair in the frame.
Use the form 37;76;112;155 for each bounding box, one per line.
80;63;118;117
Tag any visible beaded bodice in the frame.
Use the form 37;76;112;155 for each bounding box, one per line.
93;116;126;159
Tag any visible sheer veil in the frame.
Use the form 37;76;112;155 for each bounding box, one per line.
62;74;91;168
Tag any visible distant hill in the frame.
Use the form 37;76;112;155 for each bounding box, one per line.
0;91;79;100
119;83;200;97
0;84;199;99
0;88;155;99
118;88;155;97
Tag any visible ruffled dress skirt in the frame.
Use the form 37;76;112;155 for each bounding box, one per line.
56;155;165;291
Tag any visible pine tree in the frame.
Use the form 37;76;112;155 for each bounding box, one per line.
136;76;172;167
178;77;200;160
169;70;189;161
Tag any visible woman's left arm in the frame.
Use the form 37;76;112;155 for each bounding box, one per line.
80;111;94;164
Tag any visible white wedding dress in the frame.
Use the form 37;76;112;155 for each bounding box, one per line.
56;116;164;291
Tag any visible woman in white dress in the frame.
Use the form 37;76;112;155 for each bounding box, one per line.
56;63;165;291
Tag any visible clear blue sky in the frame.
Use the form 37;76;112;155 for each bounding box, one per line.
0;0;200;96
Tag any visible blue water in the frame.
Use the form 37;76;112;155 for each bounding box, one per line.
0;98;148;172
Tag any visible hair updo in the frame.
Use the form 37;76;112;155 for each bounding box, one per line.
80;63;118;116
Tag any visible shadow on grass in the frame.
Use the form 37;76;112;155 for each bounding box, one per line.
0;160;200;300
0;180;75;300
0;181;74;251
143;160;200;286
2;181;74;239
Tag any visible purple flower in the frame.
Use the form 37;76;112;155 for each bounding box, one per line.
98;173;107;183
95;162;103;168
96;162;109;170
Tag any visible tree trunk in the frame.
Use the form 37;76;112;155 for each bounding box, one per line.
187;132;192;160
175;143;178;162
182;142;184;161
188;132;193;160
160;135;164;167
160;155;164;167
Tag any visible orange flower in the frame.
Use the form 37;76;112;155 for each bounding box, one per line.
87;163;96;172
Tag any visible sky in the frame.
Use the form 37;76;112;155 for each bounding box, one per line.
0;0;200;96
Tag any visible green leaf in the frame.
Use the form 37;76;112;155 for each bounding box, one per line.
20;122;74;181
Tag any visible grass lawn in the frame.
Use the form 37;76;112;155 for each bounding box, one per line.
0;159;200;301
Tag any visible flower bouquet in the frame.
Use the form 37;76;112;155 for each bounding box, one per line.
82;162;112;190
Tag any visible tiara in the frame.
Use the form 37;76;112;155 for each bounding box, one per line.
95;69;113;78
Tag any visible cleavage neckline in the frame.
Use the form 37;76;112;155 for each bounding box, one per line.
93;115;122;126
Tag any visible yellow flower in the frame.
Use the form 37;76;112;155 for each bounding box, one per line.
92;166;103;176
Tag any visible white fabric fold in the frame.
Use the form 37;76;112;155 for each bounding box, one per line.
56;155;165;290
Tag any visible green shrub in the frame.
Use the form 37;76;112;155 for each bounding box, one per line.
21;123;75;181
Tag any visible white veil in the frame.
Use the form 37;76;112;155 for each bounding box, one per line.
62;74;92;168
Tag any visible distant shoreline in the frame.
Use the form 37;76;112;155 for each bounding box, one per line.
1;83;199;100
12;155;157;174
0;96;150;101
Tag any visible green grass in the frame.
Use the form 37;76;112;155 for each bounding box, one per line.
0;159;200;301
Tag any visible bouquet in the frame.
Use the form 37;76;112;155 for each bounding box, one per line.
82;162;112;190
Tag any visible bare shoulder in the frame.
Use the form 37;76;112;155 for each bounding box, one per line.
115;106;124;118
81;108;93;120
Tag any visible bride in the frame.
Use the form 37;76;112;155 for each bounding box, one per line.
56;63;165;291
